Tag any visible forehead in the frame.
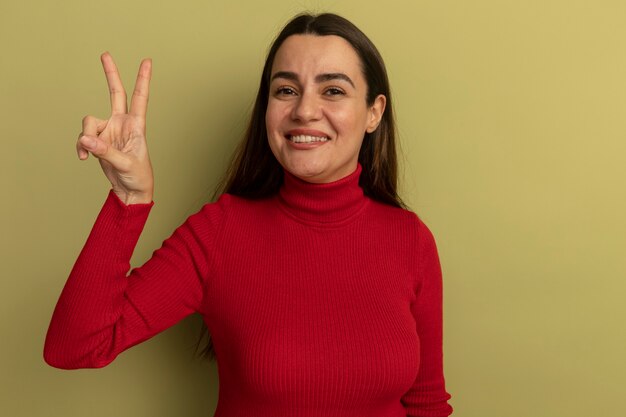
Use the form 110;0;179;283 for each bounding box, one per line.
271;34;364;81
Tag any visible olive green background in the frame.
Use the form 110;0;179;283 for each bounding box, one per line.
1;0;625;416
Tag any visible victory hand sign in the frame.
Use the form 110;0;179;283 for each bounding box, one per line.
77;53;154;205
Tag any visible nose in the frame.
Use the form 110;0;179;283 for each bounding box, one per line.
291;91;322;122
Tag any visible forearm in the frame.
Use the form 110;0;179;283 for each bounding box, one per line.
44;191;153;369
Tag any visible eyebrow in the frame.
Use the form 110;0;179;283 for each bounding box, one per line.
271;71;355;88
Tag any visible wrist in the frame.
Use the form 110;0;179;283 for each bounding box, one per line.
114;190;153;205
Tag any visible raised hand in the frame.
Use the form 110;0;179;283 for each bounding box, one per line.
77;52;154;205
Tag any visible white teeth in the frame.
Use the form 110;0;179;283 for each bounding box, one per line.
290;135;329;143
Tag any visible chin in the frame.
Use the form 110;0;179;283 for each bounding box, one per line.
286;161;355;184
286;165;327;183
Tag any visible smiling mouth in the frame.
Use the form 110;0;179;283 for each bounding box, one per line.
288;134;330;143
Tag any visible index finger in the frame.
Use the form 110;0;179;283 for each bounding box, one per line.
129;58;152;118
100;52;128;115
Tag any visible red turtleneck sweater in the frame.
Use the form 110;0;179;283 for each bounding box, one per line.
44;166;453;417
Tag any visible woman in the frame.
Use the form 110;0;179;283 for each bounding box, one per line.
45;13;453;417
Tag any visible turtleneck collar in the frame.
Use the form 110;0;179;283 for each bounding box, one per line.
277;164;369;226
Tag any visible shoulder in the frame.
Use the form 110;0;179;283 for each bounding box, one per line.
191;193;274;229
165;194;267;256
363;200;440;267
371;200;441;273
367;199;436;240
202;193;274;213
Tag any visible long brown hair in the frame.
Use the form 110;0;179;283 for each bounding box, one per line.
198;12;405;360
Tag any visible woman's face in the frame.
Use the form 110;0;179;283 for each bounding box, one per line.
266;34;385;183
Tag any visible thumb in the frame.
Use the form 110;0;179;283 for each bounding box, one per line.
78;135;129;170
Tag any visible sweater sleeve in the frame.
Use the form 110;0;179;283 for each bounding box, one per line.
44;191;215;369
401;218;453;416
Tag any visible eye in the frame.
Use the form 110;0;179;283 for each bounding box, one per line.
275;86;297;96
324;87;346;96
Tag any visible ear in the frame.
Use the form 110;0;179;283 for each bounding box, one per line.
366;94;387;133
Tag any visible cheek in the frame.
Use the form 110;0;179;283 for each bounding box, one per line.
265;104;282;158
265;101;285;136
328;104;370;135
